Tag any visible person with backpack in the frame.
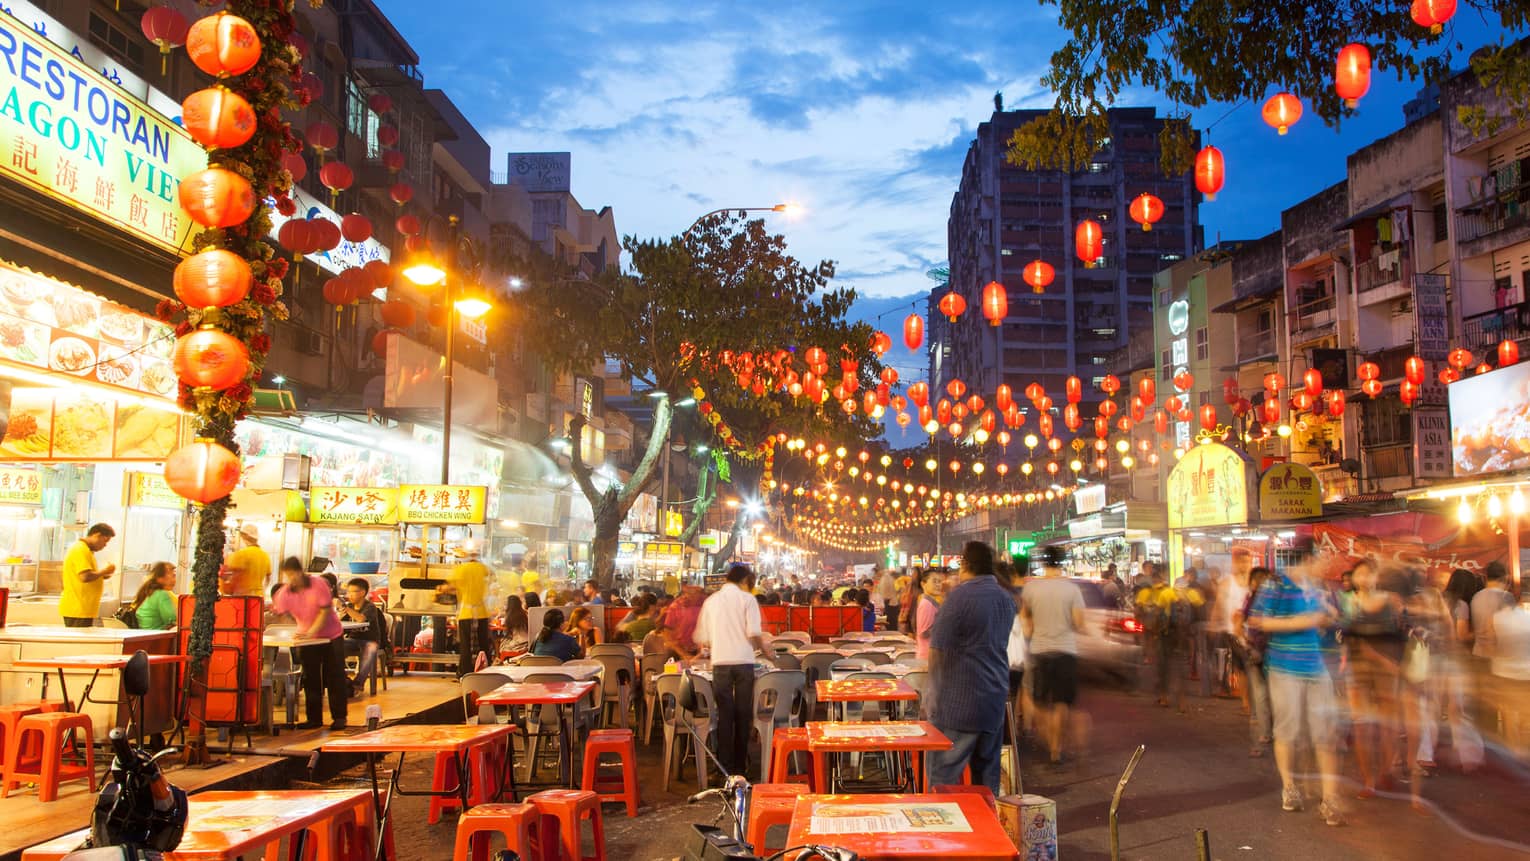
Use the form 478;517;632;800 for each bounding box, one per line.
1135;564;1203;711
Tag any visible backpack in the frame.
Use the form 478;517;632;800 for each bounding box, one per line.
1167;591;1195;635
1138;590;1170;635
113;604;140;629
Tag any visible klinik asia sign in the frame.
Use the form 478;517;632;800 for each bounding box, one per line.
0;17;205;253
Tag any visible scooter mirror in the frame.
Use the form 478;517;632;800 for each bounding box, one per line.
122;650;151;698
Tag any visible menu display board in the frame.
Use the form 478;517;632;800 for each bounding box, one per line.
808;801;971;835
397;484;487;524
310;487;400;525
642;541;685;561
1448;361;1530;477
126;471;183;509
0;388;182;461
0;262;177;400
1167;443;1252;529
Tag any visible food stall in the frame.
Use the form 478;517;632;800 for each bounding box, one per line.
304;485;402;592
386;484;489;670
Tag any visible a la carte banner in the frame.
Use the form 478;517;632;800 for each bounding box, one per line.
1258;462;1323;520
0;15;206;254
1310;512;1510;582
310;486;400;525
1167;443;1253;529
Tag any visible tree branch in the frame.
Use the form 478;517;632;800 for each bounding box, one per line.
566;413;601;507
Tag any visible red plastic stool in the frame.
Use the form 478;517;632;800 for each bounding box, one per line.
746;784;803;857
0;703;43;769
768;727;814;789
428;746;502;824
933;783;997;811
579;729;639;817
453;802;541;861
2;712;96;802
527;789;606;861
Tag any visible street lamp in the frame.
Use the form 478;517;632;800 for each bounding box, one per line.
683;203;801;236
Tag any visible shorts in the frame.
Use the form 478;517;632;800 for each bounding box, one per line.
1268;669;1337;747
1032;652;1078;706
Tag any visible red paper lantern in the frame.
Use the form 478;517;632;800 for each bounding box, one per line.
311;218;342;251
1173;371;1194;392
186;12;261;77
304;121;339;155
368;92;395;114
281;150;307;183
863;391;878;415
1099;399;1118;419
1136;376;1156;403
1038;413;1053;438
299;72;323;104
1262;398;1280;424
389;182;414;206
1439;367;1460;385
276;218;315;257
1154;410;1169;435
1064;403;1082;431
140;6;189;74
1263;372;1286;393
319;161;354;197
379;300;416;328
395;214;422;236
1036;395;1053;413
1195;146;1225;201
1328;390;1346;417
1024;382;1044;403
173;328;250;389
1199;404;1219;431
1222;377;1241;405
980;411;997;434
995;384;1013;412
340;213;372;243
1101;374;1121;395
880;367;899;386
982;281;1007;326
1130;397;1146;422
966;394;985;414
1361;379;1383;398
371;329;395;357
1302;368;1324;397
1094;416;1109;439
903;313;925;351
164;439;241;504
1476;363;1492;375
1356;361;1380;381
1411;0;1457;33
1023;259;1054;294
1262;92;1303;135
1401;380;1420;405
173;249;252;308
1404;356;1426;385
936;399;952;425
377;124;400;147
908;381;929;408
382;150;406;173
178;168;254;228
178;85;257;150
1065;376;1082;404
1165;396;1182;413
1129;193;1164;231
1447;347;1474;370
1075;219;1103;267
946;379;967;400
1335;43;1372;107
321;278;345;304
1500;339;1520;367
1292;391;1314;413
870;331;891;355
938;291;966;322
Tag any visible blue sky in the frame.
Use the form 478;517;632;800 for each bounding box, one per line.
377;0;1512;441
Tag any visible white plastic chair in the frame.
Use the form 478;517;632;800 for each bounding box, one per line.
657;673;714;792
751;670;806;782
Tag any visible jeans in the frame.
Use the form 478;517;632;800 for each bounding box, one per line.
927;725;1004;794
457;618;492;678
298;638;349;725
62;617;95;628
343;638;380;689
711;663;756;777
1247;661;1273;747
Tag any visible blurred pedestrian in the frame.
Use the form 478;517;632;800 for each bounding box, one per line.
694;563;767;777
1341;560;1407;799
1235;562;1273;756
878;567;900;627
274;556;347;730
1433;568;1486;772
436;543;494;678
1021;545;1086;769
915;570;948;660
1136;565;1202;711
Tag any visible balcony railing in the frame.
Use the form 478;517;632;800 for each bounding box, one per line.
1291;294;1336;332
1461;303;1530;354
1355;253;1404;292
1457;179;1528;244
1236;330;1277;363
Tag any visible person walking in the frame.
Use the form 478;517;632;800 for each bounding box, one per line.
926;542;1015;792
1135;565;1203;711
273;556;348;730
694;563;768;778
1234;562;1274;757
1436;568;1486;771
1021;545;1086;769
220;524;270;598
126;562;178;630
59;523;116;627
436;543;494;677
915;570;947;660
1341;560;1406;799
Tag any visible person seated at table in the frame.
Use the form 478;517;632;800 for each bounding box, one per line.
127;562;178;630
614;593;657;644
340;577;389;698
524;592;542;609
642;620;670;656
531;608;582;662
500;594;530;655
273;556;348;730
565;606;603;656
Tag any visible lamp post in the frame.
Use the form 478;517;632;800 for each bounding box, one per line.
683;204;799;237
402;216;494;484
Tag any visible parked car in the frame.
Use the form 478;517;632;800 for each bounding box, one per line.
1070;578;1144;679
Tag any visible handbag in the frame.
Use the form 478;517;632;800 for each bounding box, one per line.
1403;631;1431;684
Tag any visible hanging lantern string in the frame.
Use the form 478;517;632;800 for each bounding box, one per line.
1204;97;1249;132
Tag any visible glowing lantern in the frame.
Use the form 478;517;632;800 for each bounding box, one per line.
1404;356;1426;385
1075;219;1103;267
1065;376;1082;404
871;331;891;355
1130;397;1146;422
1101;374;1121;396
1036;395;1053;413
1362;379;1383;398
1094;416;1108;439
918;404;934;426
379;300;416;328
946;379;967;400
1292;391;1314;413
863;391;878;415
966;394;985;414
980;411;997;434
840;357;859;376
1447;347;1474;370
311;218;342;252
1154;410;1169;435
1335;43;1372;107
896;411;911;428
280;151;307;183
319;161;354;202
995;384;1013;412
1064;403;1082;431
1222;377;1241;406
937;399;952;424
368;92;395;114
396;214;421;236
178;168;254;228
880;367;899;386
173;328;250;390
1328;390;1346;417
982;281;1007;326
908;382;929;407
340;213;372;243
382;150;406;173
1500;339;1520;367
1262;398;1280;424
938;291;967;322
140;7;190;74
1264;372;1286;393
276;218;315;258
164;439;241;504
1099;399;1118;419
1165;396;1182;413
1439;368;1460;385
904;313;924;351
389;182;414;205
951;402;968;421
1400;380;1420;406
1411;0;1457;33
1129;193;1164;231
1038;413;1053;438
1173;371;1194;392
1357;361;1380;381
1137;376;1156;403
1303;368;1324;397
173;249;252;308
186;12;261;78
1023;259;1054;294
1261;92;1303;135
371;329;395;357
1195;146;1225;201
304;121;338;156
1199;404;1219;431
180;86;255;149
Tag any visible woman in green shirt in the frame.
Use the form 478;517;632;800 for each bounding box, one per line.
130;562;178;630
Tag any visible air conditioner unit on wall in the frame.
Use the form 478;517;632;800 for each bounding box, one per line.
298;331;323;355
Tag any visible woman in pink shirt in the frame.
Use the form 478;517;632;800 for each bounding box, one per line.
273;556;348;730
916;570;949;660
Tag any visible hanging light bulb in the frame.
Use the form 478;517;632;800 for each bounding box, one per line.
1512;488;1527;516
1457;498;1473;525
1488;494;1504;519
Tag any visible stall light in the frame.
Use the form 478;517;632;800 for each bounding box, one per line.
1276;530;1296;539
499;519;520;529
1276;424;1292;438
1489;494;1505;519
1458;498;1473;525
1512;489;1527;516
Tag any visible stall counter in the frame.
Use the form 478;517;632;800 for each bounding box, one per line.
0;625;179;740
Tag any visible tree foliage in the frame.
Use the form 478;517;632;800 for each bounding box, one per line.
1010;0;1530;175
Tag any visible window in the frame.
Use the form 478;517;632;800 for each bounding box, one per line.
88;12;145;74
1158;288;1171;308
1361;395;1412;447
1161;253;1184;263
1195;327;1209;361
1256;308;1274;333
346;80;382;157
1432;202;1448;243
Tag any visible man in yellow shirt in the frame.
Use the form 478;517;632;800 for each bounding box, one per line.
1134;567;1205;710
220;524;271;598
437;544;493;678
60;523;116;626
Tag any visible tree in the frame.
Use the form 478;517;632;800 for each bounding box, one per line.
519;212;879;585
1009;0;1530;175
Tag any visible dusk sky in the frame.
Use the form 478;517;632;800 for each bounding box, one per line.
378;0;1515;438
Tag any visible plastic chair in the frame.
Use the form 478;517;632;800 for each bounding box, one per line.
796;643;835;652
461;672;512;725
799;652;841;721
845;651;893;666
521;672;578;784
774;631;811;646
893;650;919;665
655;674;713;792
586;643;635;660
746;783;802;856
527;789;607;861
517;655;565;667
828;658;875;679
562;661;605;734
751;670;805;782
453;802;541;861
871;639;908;648
592;654;636;729
580;728;639;817
1;712;96;802
771;652;802;671
639;654;668;744
0;702;60;769
900;671;929;720
768;727;813;788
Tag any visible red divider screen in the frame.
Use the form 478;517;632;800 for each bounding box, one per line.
604;605;632;639
761;605;860;641
177;595;261;726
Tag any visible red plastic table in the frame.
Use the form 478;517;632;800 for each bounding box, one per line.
816;677;919;722
806;720;953;793
21;788;373;860
323;724;517;861
477;680;598;788
786;793;1019;860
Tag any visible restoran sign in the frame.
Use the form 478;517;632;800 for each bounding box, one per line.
310;486;399;525
0;467;41;504
0;16;206;254
1166;443;1252;529
398;484;487;524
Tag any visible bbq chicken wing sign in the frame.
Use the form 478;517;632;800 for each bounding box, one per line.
0;16;205;254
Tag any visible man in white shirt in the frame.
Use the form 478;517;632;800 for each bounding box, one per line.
694;563;768;776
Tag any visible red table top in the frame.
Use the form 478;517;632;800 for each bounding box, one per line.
786;793;1018;860
22;789;371;860
14;654;191;669
806;721;952;752
816;678;919;702
322;722;515;753
477;680;598;706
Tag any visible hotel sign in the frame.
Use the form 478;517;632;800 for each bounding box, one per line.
0;15;206;253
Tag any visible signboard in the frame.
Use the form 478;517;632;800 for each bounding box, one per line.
397;485;487;524
1447;361;1530;476
662;509;683;537
2;1;182;120
1068;514;1105;539
1166;443;1251;529
698;531;720;550
505;152;571;193
1414;274;1449;360
1412;408;1451;480
0;15;205;254
1006;538;1036;558
0;467;42;504
126;471;182;509
309;486;399;525
1;388;183;461
266;186;389;277
642;541;685;561
1257;462;1322;520
1074;483;1106;515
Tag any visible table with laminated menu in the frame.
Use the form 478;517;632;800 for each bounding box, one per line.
807;721;952;793
787;793;1018;860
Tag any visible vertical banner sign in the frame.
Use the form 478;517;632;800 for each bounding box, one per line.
1412;408;1451;479
1414;274;1449;361
0;17;206;253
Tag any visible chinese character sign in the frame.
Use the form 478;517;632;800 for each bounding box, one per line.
397;485;487;524
0;467;42;504
309;487;400;525
1258;463;1323;520
1166;443;1251;529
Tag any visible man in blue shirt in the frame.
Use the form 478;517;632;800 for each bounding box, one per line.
926;541;1016;793
1247;562;1344;827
